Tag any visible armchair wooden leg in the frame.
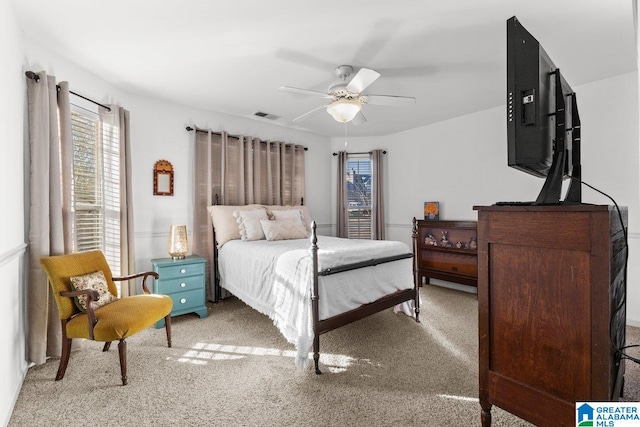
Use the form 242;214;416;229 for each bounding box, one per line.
164;315;172;348
56;332;72;381
103;342;111;352
118;339;127;386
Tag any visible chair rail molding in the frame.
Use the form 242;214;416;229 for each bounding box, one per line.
0;243;27;268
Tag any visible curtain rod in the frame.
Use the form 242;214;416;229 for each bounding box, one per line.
332;150;387;156
186;126;308;151
25;71;112;112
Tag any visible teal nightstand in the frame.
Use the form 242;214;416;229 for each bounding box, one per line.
151;255;208;328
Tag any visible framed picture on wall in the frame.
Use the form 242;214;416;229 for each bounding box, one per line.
424;201;440;220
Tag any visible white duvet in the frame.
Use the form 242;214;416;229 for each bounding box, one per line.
218;236;415;368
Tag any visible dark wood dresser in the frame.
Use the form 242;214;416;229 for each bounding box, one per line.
474;204;627;427
414;219;478;287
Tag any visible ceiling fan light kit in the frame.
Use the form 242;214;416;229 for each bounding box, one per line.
326;99;362;123
280;64;415;125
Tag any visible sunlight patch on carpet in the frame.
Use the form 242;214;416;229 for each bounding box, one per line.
422;322;473;367
437;394;478;402
168;342;358;369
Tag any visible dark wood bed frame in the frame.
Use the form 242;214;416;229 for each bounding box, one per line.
212;214;421;374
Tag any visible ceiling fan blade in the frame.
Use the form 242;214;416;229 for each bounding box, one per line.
346;68;380;94
363;94;416;106
351;111;367;126
292;104;329;122
279;86;330;98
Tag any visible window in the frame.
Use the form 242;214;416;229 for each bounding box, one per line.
346;155;372;239
70;106;121;279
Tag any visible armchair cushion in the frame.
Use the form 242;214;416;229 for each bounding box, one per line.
70;270;119;312
65;294;173;342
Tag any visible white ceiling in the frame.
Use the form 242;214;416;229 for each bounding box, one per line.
11;0;637;138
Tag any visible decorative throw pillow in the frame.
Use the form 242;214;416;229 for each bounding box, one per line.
266;205;312;236
69;270;119;312
234;208;268;241
260;219;309;241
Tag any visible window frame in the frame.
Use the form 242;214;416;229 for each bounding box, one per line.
345;154;373;239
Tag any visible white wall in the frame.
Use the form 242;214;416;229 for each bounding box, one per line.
1;1;28;425
331;71;640;325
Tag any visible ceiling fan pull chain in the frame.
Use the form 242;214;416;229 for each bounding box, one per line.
344;122;348;149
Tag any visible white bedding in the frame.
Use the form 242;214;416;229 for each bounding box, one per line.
218;235;415;368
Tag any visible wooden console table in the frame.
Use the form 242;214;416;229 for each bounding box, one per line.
474;205;627;427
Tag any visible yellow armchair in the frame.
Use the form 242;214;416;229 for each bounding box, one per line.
40;250;173;385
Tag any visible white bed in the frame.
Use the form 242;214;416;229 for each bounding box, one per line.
218;236;415;368
208;204;420;373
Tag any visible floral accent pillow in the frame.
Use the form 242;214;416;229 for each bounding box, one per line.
69;270;119;312
260;219;309;241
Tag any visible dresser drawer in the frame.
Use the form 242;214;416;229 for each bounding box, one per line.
418;248;477;277
155;275;204;295
167;288;205;312
156;261;205;280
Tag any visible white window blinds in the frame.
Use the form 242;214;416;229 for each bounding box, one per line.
346;155;373;239
70;107;121;276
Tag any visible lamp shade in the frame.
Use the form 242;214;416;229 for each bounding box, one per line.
326;99;362;123
167;225;188;259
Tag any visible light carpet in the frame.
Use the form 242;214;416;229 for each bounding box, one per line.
9;285;640;426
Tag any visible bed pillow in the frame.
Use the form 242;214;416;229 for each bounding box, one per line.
70;270;119;312
234;208;268;241
208;204;264;248
265;205;312;236
260;219;309;241
271;208;303;224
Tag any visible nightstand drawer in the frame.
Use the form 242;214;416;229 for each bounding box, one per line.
155;276;204;295
156;262;205;280
167;288;205;312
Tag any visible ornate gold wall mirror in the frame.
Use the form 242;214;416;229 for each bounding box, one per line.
153;160;174;196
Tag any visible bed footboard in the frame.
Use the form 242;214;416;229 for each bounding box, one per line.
309;222;321;374
309;221;420;375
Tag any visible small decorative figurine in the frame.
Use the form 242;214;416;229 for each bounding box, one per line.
456;241;463;249
440;231;450;247
469;237;477;249
425;233;437;246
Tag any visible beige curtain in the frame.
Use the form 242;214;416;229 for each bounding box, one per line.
371;149;386;240
26;72;73;364
192;129;305;300
100;105;136;296
336;151;348;237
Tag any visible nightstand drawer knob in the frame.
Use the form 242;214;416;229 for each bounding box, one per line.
180;282;186;288
180;298;187;304
180;268;186;274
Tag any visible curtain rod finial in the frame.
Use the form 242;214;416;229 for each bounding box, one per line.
186;126;194;132
25;71;40;82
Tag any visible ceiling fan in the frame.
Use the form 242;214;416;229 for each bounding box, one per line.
279;65;416;125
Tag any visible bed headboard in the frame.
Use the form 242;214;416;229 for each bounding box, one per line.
207;196;309;301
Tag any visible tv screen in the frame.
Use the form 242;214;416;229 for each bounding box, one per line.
505;16;581;204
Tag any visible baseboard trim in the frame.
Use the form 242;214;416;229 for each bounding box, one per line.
627;319;640;328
